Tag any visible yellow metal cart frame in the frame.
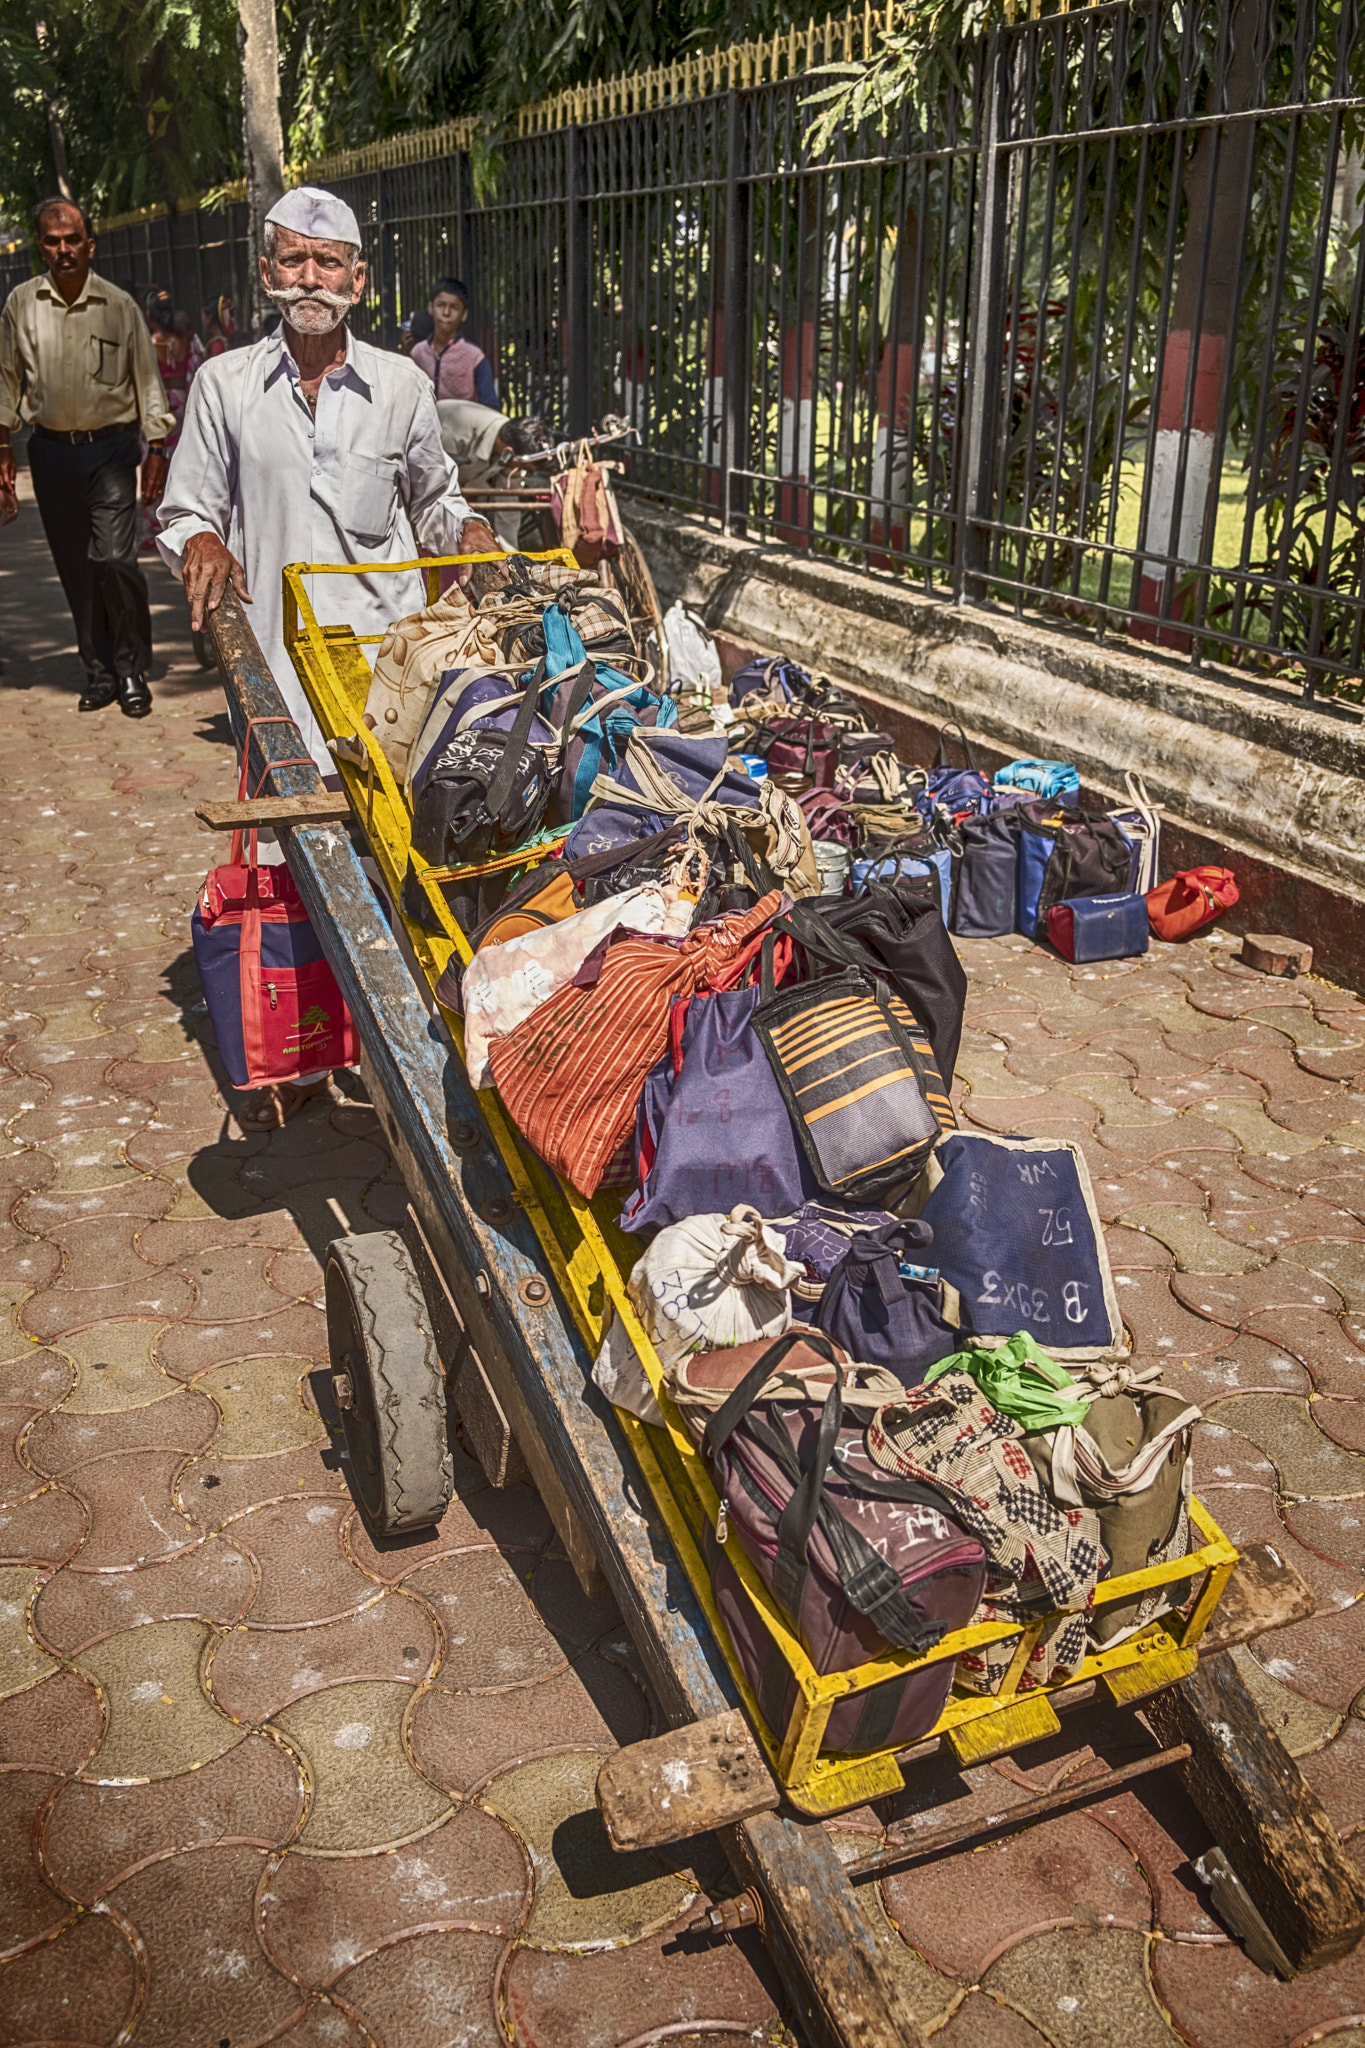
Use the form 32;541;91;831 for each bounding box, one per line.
283;552;1238;1817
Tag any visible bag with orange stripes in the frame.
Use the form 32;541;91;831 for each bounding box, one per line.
751;953;954;1207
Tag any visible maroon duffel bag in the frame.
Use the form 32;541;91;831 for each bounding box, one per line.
697;1332;986;1753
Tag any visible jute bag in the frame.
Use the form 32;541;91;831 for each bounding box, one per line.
1024;1358;1200;1646
362;591;511;782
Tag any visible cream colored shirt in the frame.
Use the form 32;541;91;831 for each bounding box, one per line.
0;271;175;437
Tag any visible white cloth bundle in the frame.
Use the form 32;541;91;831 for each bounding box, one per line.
461;882;693;1090
591;1205;803;1422
661;600;722;702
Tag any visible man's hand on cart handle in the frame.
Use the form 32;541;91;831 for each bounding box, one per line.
454;516;500;586
183;532;251;629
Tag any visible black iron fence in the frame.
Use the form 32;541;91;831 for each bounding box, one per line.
4;0;1361;698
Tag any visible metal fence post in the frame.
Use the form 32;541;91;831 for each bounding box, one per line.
957;27;1010;605
376;169;399;346
565;123;591;437
722;87;752;537
454;148;471;294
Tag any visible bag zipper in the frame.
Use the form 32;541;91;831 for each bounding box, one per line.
715;1496;729;1545
267;981;278;1010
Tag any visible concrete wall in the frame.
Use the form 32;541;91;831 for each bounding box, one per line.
626;498;1365;993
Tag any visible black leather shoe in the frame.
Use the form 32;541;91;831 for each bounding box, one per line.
77;675;118;712
117;673;153;719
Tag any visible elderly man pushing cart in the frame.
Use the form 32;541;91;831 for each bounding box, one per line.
156;184;499;779
157;184;500;1126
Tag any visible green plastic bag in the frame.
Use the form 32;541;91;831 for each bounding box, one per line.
924;1329;1091;1432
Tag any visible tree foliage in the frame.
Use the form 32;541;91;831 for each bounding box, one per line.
279;0;844;162
0;0;241;233
0;0;849;235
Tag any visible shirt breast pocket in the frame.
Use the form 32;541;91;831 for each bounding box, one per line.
92;336;122;387
340;454;399;544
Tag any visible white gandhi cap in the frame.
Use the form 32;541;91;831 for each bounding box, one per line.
264;185;362;248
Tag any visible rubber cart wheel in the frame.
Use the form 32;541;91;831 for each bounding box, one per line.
324;1230;455;1535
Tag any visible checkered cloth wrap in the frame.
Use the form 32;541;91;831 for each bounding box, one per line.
867;1370;1104;1694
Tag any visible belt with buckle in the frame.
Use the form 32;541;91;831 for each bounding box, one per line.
32;420;137;445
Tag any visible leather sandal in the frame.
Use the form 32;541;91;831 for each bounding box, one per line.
235;1077;332;1130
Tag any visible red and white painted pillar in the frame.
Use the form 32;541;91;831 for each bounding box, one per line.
869;338;916;569
775;319;816;545
1133;329;1225;648
1133;0;1260;650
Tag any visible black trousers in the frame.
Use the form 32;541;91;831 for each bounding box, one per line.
28;425;153;683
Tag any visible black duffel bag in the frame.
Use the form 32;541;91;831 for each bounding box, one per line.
779;877;968;1089
410;656;552;869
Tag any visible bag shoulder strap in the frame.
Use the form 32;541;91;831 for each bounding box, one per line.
719;1374;955;1655
936;718;979;773
483;657;549;820
702;1331;841;1464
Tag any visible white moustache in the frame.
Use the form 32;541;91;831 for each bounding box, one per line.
266;281;354;323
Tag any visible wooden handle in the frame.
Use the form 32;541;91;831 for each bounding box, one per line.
195;795;352;832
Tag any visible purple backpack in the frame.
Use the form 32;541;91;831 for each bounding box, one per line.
702;1333;986;1752
919;718;992;819
729;654;809;708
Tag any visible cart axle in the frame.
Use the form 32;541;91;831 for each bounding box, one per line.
688;1741;1192;1934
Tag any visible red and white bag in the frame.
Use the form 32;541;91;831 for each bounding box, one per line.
190;722;358;1087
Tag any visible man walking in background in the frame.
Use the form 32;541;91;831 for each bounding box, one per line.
0;198;174;718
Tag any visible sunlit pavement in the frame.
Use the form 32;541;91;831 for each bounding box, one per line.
3;482;1365;2044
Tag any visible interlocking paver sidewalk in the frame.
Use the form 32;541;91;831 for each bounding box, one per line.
0;501;784;2048
4;485;1365;2045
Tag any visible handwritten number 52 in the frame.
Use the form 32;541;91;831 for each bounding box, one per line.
1038;1207;1073;1246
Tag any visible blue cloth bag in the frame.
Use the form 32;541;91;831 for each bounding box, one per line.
1015;806;1060;936
813;1217;960;1388
917;1132;1123;1358
621;987;818;1231
994;759;1080;802
951;812;1018;938
1046;892;1149;963
605;730;762;814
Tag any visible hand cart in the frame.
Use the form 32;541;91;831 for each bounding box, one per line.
200;556;1365;2044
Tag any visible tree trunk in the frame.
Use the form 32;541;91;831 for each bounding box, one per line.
34;23;73;202
1135;0;1263;645
238;0;286;336
45;102;73;203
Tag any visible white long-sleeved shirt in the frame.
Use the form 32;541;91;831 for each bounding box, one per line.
157;325;475;770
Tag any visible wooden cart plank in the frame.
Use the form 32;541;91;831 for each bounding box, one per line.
206;593;927;2048
1146;1651;1365;1974
195;793;352;830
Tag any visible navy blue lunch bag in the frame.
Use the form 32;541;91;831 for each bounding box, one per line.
916;1131;1124;1360
951;811;1019;938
